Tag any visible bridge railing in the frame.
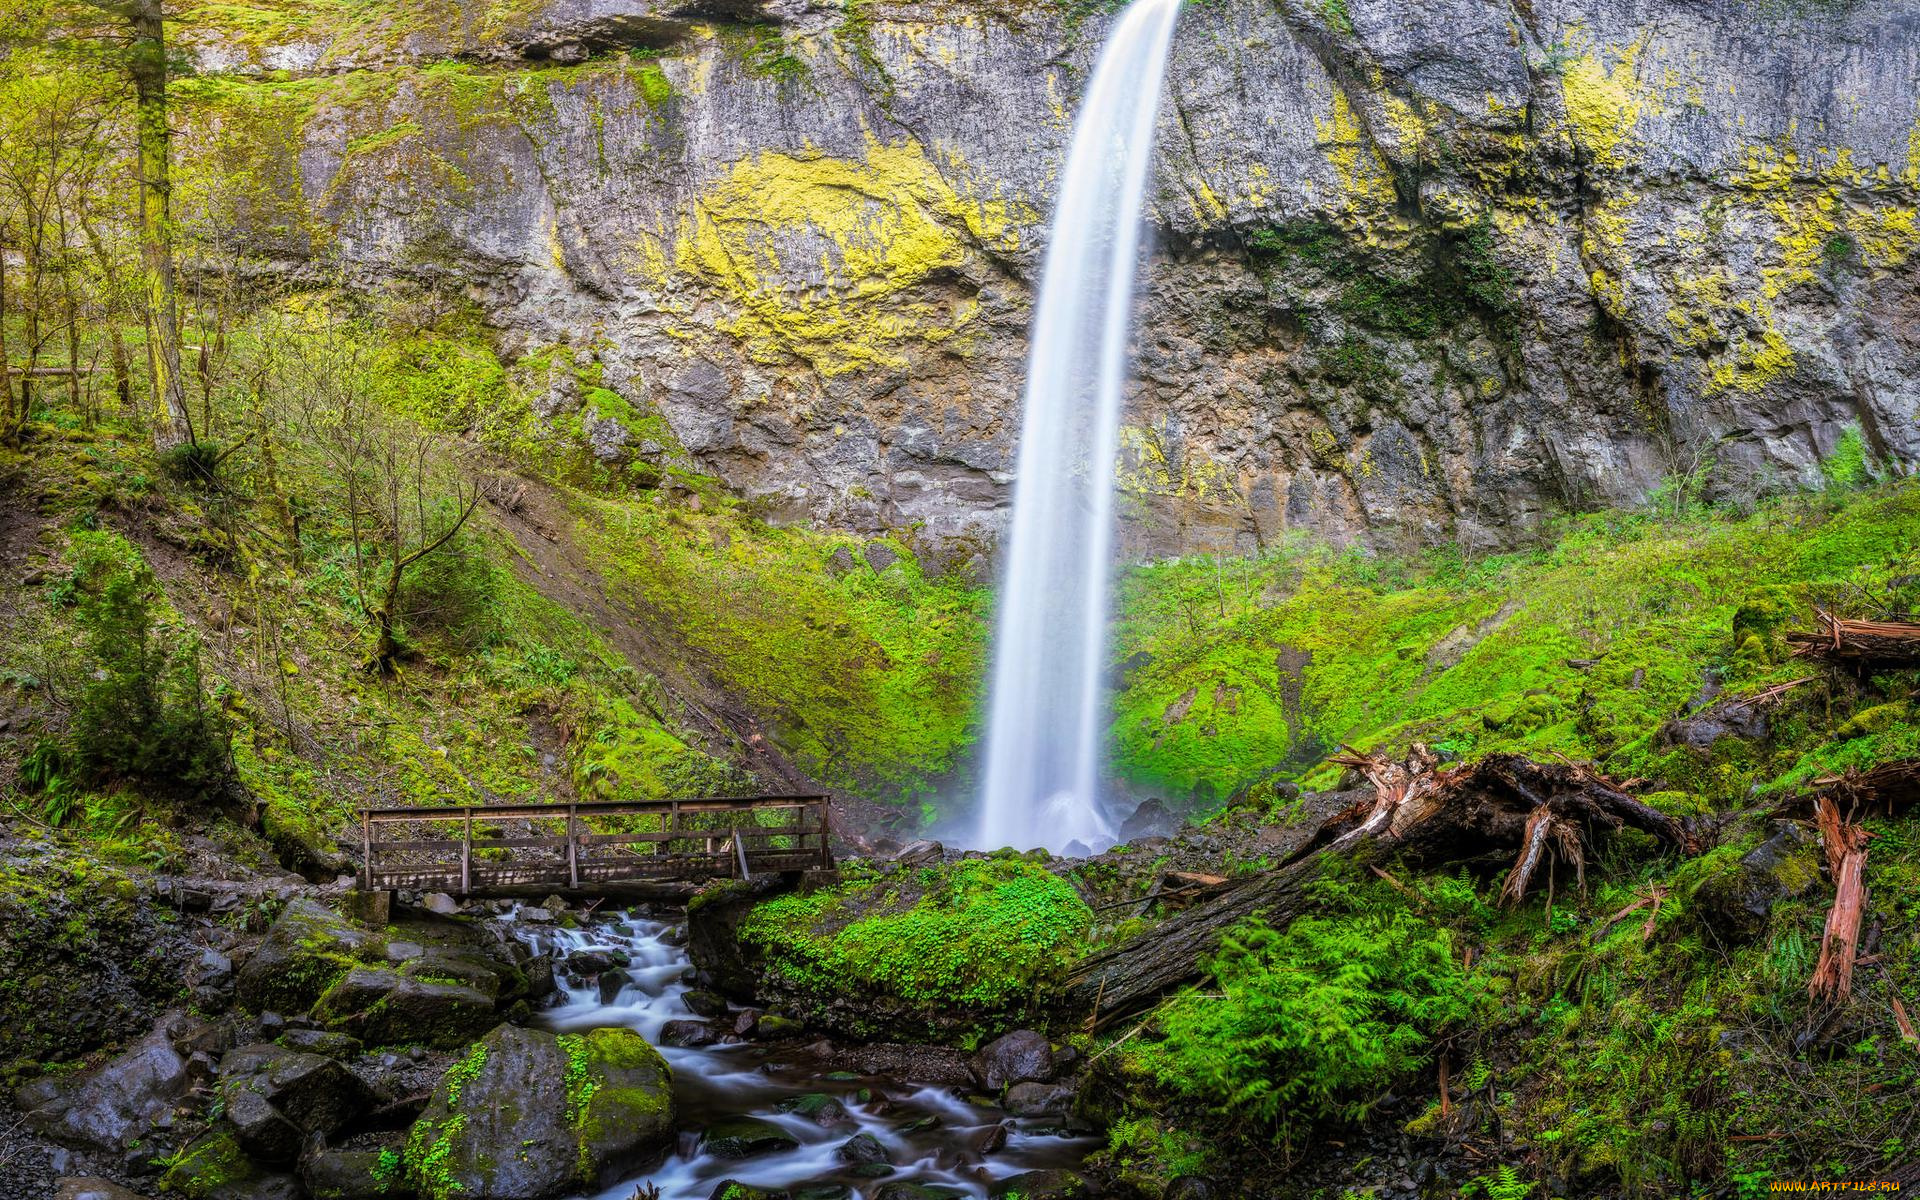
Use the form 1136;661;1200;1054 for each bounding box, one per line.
355;794;833;895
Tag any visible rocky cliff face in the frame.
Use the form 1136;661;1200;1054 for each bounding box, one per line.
177;0;1920;563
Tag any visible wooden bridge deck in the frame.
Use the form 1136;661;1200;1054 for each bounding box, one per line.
356;794;832;896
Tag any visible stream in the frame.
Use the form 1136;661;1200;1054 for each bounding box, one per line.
508;907;1098;1200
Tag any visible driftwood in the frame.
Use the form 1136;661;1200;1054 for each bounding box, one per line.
1788;610;1920;667
1059;749;1695;1030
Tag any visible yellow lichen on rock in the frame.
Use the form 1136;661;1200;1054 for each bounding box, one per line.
654;137;1015;376
1310;86;1404;242
1560;40;1646;171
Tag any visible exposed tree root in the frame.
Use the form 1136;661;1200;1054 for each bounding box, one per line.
1788;609;1920;667
1059;749;1695;1030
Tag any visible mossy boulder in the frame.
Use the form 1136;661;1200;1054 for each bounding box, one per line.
311;965;497;1049
233;898;369;1015
702;1114;802;1159
301;1144;410;1200
1692;823;1822;943
158;1127;302;1200
405;1023;673;1200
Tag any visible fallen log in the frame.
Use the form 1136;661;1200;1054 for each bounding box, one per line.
1787;609;1920;667
1059;749;1695;1030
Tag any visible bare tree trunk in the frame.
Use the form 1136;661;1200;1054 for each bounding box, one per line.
125;0;192;449
0;220;14;445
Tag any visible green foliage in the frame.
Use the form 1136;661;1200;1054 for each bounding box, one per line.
1463;1166;1534;1200
1822;425;1875;490
738;858;1091;1037
55;531;230;797
1110;484;1920;807
1118;908;1476;1147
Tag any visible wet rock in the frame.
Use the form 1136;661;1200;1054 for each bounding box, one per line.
1164;1179;1220;1200
217;1043;377;1157
158;1128;302;1200
702;1115;801;1160
1119;798;1179;841
660;1019;721;1047
566;948;617;974
310;966;496;1049
20;1025;188;1156
53;1179;151;1200
234;898;367;1015
1002;1081;1075;1117
1661;698;1769;749
405;1024;674;1199
892;840;944;866
277;1028;362;1059
597;969;634;1002
685;876;790;1000
422;892;462;915
731;1009;762;1038
992;1169;1092;1199
384;941;424;962
836;1131;891;1165
972;1029;1055;1091
970;1122;1009;1155
301;1145;406;1200
775;1092;850;1125
683;988;730;1017
223;1085;304;1163
792;1187;852;1200
1694;822;1822;943
753;1015;805;1040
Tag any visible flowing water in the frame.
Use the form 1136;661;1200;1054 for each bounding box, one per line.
511;909;1097;1199
976;0;1184;854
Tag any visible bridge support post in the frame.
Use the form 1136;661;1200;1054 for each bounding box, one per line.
567;803;579;889
461;806;472;896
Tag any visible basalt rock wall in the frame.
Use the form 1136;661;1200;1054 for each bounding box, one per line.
179;0;1920;562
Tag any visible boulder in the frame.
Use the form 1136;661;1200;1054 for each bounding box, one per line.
404;1023;673;1199
301;1145;408;1200
701;1115;801;1159
1693;823;1823;943
991;1169;1092;1199
597;969;633;1002
218;1043;378;1161
660;1019;721;1047
277;1028;362;1059
1002;1081;1075;1117
836;1131;890;1165
971;1122;1008;1154
972;1029;1055;1091
234;899;367;1015
1163;1178;1220;1200
21;1025;188;1156
683;988;730;1017
311;965;496;1049
158;1128;304;1200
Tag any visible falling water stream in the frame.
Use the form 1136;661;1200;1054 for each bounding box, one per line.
977;0;1184;854
512;909;1096;1199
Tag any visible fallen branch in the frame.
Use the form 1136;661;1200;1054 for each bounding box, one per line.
1788;609;1920;667
1060;749;1694;1029
1808;794;1872;1006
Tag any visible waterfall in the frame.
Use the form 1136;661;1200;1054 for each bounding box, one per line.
976;0;1183;854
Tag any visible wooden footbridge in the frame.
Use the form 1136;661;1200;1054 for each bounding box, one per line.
356;794;833;897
